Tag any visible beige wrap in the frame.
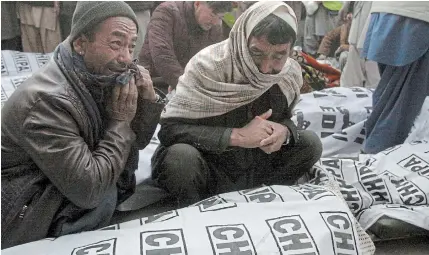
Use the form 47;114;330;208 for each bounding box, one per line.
162;1;303;119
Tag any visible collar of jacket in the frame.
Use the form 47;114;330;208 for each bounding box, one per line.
184;1;206;36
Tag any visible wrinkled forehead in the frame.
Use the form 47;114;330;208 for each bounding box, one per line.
244;3;297;39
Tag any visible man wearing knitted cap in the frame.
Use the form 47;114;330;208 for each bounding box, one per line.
1;1;164;248
152;2;323;207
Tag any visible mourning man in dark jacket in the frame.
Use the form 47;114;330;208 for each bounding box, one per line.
152;2;323;207
1;1;164;248
140;1;234;93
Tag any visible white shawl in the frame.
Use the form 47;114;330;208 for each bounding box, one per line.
162;1;303;119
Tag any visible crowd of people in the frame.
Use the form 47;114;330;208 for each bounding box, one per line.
1;0;428;249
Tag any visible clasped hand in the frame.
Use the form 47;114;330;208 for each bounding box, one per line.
107;65;156;123
236;109;290;154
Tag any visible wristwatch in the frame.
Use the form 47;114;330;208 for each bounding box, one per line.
154;94;167;104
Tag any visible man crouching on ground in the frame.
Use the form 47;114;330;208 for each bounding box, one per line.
152;1;323;207
1;1;165;248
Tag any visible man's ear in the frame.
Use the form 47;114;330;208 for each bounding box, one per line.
72;35;89;55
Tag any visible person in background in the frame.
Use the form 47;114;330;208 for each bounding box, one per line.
151;1;322;207
139;1;234;94
317;12;352;71
59;1;77;40
125;1;154;58
16;1;62;53
284;1;305;47
303;1;343;56
361;2;429;154
1;2;22;51
340;1;380;89
222;2;256;39
1;1;164;248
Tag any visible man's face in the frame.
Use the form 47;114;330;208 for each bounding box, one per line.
194;2;225;31
248;36;291;74
80;17;138;76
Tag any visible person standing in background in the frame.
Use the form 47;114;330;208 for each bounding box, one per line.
126;1;154;58
340;1;380;89
303;1;343;56
317;13;352;71
59;1;77;41
361;2;429;154
1;2;22;51
16;1;62;53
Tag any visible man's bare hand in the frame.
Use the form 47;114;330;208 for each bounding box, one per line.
136;65;156;101
230;109;273;148
107;77;138;123
259;121;290;154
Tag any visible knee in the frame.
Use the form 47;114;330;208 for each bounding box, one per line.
296;131;323;163
159;143;206;181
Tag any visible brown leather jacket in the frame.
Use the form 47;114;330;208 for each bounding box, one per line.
1;59;163;248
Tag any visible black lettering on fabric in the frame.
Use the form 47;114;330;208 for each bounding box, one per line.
325;89;347;97
1;55;8;76
207;224;256;255
321;159;343;179
336;107;353;129
320;106;336;113
353;126;365;144
11;76;28;89
266;215;319;255
321;114;336;129
321;131;335;138
71;238;116;255
290;184;335;201
351;88;369;98
332;132;348;142
357;166;391;204
193;195;237;212
336;178;363;213
382;145;402;155
320;212;358;255
296;111;311;130
141;229;187;255
35;53;50;68
13;52;31;73
141;210;179;225
240;186;284;203
398;154;429;173
419;168;429;180
1;86;7;102
313;92;329;98
393;179;427;205
364;107;372;114
99;224;119;231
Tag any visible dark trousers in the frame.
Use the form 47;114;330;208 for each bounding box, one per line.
363;50;429;154
152;130;322;207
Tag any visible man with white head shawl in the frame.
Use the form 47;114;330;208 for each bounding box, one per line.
152;1;323;206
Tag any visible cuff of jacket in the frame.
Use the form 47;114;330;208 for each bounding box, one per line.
137;97;165;116
107;119;137;143
280;118;299;146
218;128;233;153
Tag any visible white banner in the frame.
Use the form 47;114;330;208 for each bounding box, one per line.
291;87;373;158
1;50;53;107
3;182;376;255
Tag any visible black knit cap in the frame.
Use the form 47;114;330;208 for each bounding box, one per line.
69;1;139;41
